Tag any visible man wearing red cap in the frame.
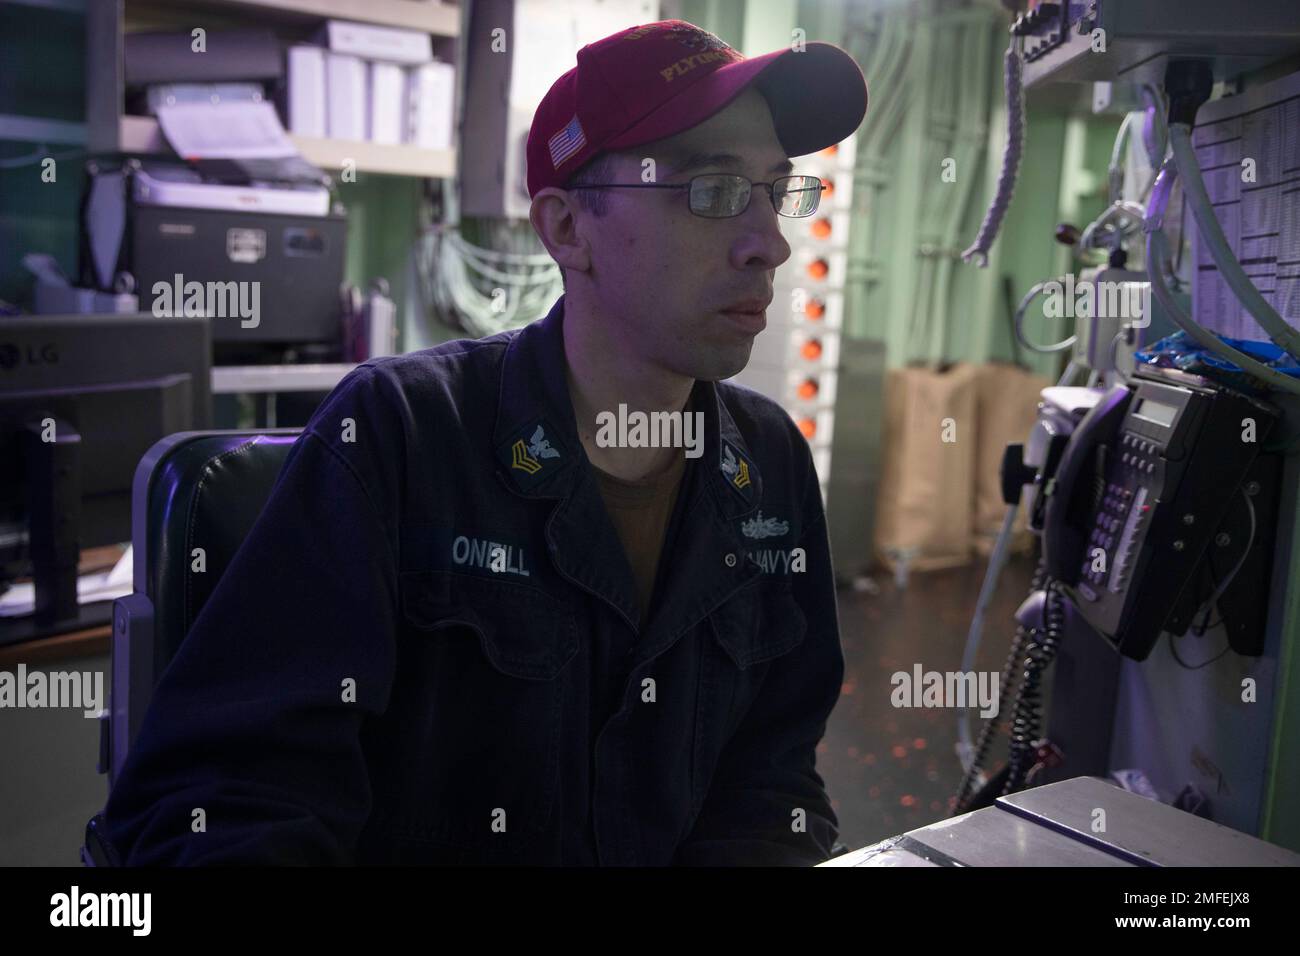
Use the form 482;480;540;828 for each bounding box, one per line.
102;20;867;866
520;19;867;864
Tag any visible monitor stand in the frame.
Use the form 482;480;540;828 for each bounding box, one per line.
0;419;115;650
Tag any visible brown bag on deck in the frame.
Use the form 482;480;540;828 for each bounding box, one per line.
873;362;978;573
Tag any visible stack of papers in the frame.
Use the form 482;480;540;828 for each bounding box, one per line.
0;547;134;618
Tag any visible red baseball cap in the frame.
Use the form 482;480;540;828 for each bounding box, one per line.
526;19;867;199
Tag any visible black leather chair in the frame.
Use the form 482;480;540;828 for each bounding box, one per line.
82;429;302;866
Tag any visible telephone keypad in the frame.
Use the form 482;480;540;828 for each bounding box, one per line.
1080;480;1138;589
1120;430;1163;478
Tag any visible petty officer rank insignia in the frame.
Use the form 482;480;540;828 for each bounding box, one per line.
720;439;754;499
498;418;568;491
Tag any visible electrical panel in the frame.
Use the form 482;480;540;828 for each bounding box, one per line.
1191;68;1300;340
1016;0;1300;90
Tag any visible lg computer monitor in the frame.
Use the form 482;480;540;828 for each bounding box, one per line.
0;313;212;644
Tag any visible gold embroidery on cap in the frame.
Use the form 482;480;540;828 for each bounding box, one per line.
659;49;738;82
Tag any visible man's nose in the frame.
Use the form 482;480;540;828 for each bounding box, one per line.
729;191;792;272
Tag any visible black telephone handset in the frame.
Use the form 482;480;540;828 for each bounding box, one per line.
1042;385;1134;585
1040;370;1278;660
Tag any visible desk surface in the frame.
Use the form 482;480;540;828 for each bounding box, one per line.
0;625;111;667
822;776;1300;867
0;545;122;666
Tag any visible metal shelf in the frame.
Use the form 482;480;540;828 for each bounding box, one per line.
117;115;455;178
2;0;85;11
282;134;456;178
87;0;462;180
0;114;86;145
131;0;461;35
212;362;358;394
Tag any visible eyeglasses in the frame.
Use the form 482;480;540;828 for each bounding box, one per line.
565;173;826;219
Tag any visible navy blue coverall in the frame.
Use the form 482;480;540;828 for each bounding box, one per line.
103;294;845;865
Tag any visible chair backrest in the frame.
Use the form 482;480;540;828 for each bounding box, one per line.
86;428;302;866
108;429;301;785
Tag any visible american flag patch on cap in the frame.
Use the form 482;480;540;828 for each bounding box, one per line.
548;115;587;170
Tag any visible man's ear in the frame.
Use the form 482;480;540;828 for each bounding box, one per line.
529;189;592;278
